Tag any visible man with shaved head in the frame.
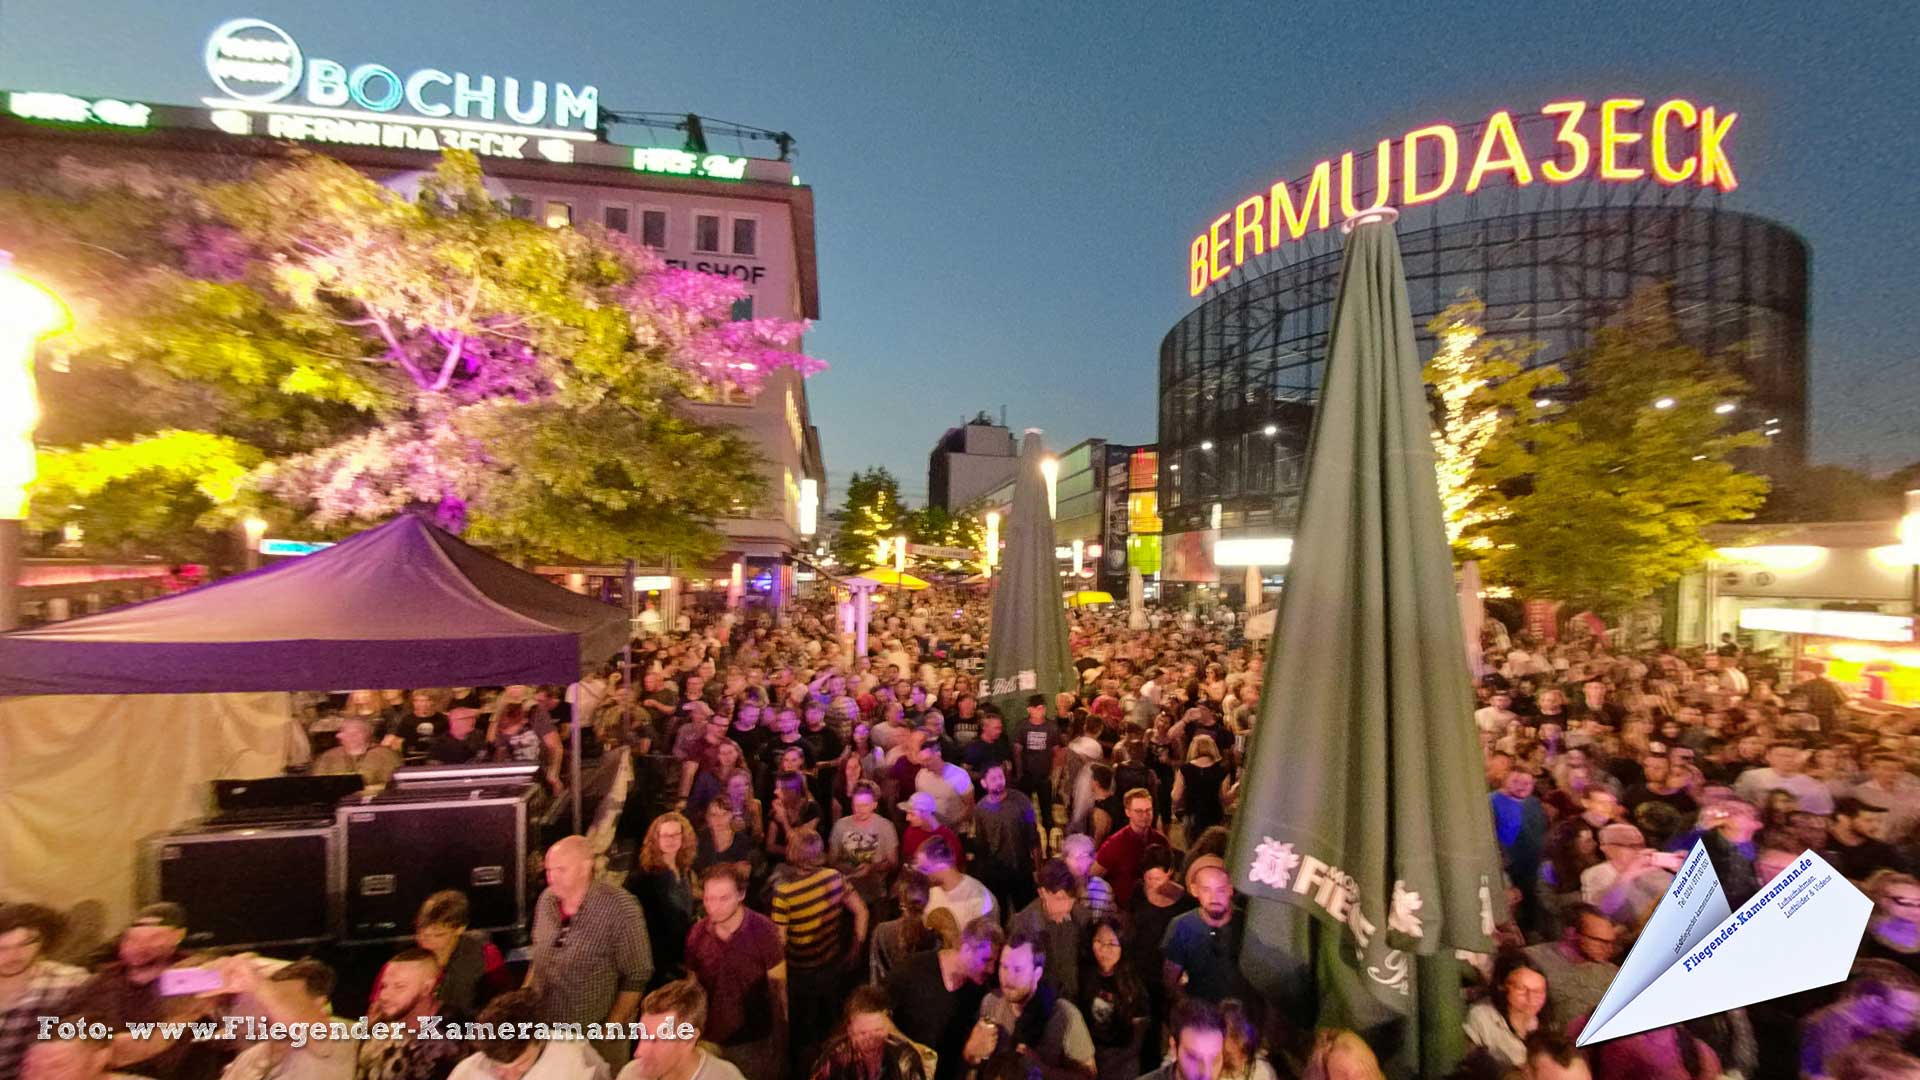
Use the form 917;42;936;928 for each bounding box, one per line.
526;835;653;1068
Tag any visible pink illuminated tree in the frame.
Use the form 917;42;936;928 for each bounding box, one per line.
3;150;822;563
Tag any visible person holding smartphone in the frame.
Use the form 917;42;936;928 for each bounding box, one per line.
1581;823;1677;927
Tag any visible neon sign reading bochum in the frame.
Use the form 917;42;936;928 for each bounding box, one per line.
202;17;598;162
1189;97;1737;296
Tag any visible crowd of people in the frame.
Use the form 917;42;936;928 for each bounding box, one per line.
3;598;1919;1080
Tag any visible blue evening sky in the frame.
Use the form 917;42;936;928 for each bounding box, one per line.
4;0;1915;503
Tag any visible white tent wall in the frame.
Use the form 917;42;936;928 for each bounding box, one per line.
0;693;291;953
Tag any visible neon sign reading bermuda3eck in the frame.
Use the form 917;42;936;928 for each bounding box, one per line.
1188;97;1738;296
204;17;598;132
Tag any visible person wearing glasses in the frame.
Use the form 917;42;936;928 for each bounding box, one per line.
1463;953;1551;1072
1521;905;1620;1031
527;837;653;1069
1860;871;1920;978
448;991;609;1080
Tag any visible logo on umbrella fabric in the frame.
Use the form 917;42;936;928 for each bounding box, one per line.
1246;836;1423;997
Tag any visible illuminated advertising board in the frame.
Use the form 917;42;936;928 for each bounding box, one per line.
201;16;599;163
1189;97;1738;296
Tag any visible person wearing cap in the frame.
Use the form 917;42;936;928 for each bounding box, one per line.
1160;856;1253;1009
1015;695;1065;858
670;700;722;797
79;903;218;1078
901;792;966;872
1580;823;1677;927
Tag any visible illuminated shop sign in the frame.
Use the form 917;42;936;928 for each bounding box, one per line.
1738;607;1914;643
1189;97;1739;296
202;17;598;163
632;147;747;180
6;91;150;128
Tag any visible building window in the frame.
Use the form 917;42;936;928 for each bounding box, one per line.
640;208;668;249
731;216;758;256
603;205;631;234
544;200;573;228
508;196;534;220
694;213;722;253
730;297;754;321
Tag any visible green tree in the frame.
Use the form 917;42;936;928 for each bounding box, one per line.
1473;286;1769;612
906;503;987;570
3;151;816;564
1422;292;1560;558
832;467;905;568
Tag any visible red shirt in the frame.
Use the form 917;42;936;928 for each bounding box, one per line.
685;910;783;1045
1094;825;1167;907
903;824;966;870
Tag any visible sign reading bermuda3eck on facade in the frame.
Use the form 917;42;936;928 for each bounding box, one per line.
1188;96;1740;295
202;16;599;163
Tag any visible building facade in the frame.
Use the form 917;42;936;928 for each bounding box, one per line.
978;436;1143;596
3;46;826;612
927;415;1017;510
1161;97;1810;594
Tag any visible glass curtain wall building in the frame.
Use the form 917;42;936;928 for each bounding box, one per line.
1158;107;1810;582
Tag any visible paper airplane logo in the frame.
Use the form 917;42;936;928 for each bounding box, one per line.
1577;841;1871;1045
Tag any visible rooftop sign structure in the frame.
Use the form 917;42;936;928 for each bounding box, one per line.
202;16;599;163
1189;97;1739;296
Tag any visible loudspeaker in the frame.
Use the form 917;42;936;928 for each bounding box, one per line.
147;825;339;949
338;787;535;942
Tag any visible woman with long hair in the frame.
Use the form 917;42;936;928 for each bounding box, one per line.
1220;999;1278;1080
832;753;872;820
1077;917;1148;1080
1463;952;1551;1070
870;870;938;985
722;770;765;842
626;812;697;985
1172;734;1230;837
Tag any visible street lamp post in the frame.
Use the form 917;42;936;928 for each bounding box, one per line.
1902;489;1920;617
242;516;268;572
982;510;1000;579
0;251;71;631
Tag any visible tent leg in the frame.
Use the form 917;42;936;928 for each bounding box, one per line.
570;711;583;836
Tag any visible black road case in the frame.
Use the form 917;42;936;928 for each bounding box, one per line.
146;822;339;949
338;786;535;942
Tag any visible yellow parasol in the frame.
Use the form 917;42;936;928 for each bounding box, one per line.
1066;590;1115;607
848;568;931;591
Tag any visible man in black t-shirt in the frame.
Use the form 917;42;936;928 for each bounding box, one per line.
886;917;1002;1080
1015;696;1062;849
1827;796;1900;881
964;712;1014;779
388;689;449;759
1622;753;1698;818
427;708;488;764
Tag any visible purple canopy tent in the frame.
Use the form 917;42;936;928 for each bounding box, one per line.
0;515;629;696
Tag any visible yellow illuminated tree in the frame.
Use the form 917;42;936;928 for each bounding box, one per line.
1474;287;1769;611
1422;293;1559;559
